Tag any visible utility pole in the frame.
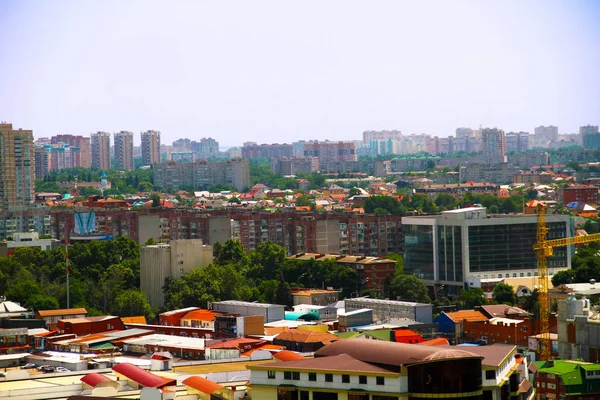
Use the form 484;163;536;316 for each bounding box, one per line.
66;237;70;309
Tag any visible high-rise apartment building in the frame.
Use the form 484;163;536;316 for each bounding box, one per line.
303;141;357;164
191;137;219;159
534;125;559;141
581;125;600;150
51;134;91;168
505;131;529;153
481;128;506;162
141;130;161;165
153;158;250;191
113;131;134;170
362;130;402;143
0;123;35;210
34;147;50;179
90;131;111;170
242;143;294;160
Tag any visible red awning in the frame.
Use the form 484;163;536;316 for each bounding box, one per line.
112;363;176;388
81;373;112;387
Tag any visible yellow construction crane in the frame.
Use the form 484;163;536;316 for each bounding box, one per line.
534;203;600;361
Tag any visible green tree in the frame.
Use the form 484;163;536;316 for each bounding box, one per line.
492;283;516;305
213;239;248;266
551;269;575;286
459;288;487;309
386;252;404;274
295;195;312;207
150;193;161;207
348;187;361;197
388;274;430;303
521;288;540;318
25;294;60;311
111;290;155;321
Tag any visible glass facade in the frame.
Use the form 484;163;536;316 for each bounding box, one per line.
404;224;435;280
438;225;463;282
468;221;567;273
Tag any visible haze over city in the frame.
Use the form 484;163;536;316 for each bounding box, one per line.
1;0;599;147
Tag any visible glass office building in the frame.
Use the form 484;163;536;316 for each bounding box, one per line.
403;207;571;289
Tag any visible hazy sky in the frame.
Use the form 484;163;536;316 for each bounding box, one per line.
1;1;599;147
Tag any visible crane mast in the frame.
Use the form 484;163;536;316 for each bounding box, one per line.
534;203;600;361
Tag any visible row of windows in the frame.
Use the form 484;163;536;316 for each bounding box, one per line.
272;371;385;385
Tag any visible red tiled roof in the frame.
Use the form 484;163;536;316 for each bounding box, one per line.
81;373;112;387
183;376;224;395
112;363;176;388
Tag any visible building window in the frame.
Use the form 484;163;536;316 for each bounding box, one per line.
292;372;300;380
485;370;496;380
376;376;385;385
284;371;292;380
359;375;367;384
325;373;333;382
342;374;350;383
268;371;276;379
308;373;317;381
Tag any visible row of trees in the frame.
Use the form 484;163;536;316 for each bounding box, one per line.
364;191;527;216
36;167;154;196
0;237;154;320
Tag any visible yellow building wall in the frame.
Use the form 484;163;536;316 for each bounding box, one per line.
297;324;329;333
249;386;278;399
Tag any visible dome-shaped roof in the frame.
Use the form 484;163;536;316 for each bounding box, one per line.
423;349;479;362
101;173;107;178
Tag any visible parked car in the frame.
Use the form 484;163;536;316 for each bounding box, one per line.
20;363;37;369
38;365;55;373
0;372;6;378
55;367;70;373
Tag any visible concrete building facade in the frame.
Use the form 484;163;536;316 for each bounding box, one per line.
113;131;134;170
303;141;358;164
153;158;250;191
140;240;213;308
581;125;600;150
141;130;161;166
90;131;111;170
481;128;506;162
51;134;91;168
0;123;35;211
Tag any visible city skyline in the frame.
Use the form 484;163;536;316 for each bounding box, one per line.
1;1;599;146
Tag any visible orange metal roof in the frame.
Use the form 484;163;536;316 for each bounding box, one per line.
38;308;87;317
121;316;147;324
273;350;305;361
181;309;221;321
444;310;488;323
275;330;339;344
419;338;450;346
183;376;224;394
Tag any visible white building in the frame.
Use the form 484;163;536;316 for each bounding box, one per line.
6;231;60;251
140;240;213;308
212;300;285;323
